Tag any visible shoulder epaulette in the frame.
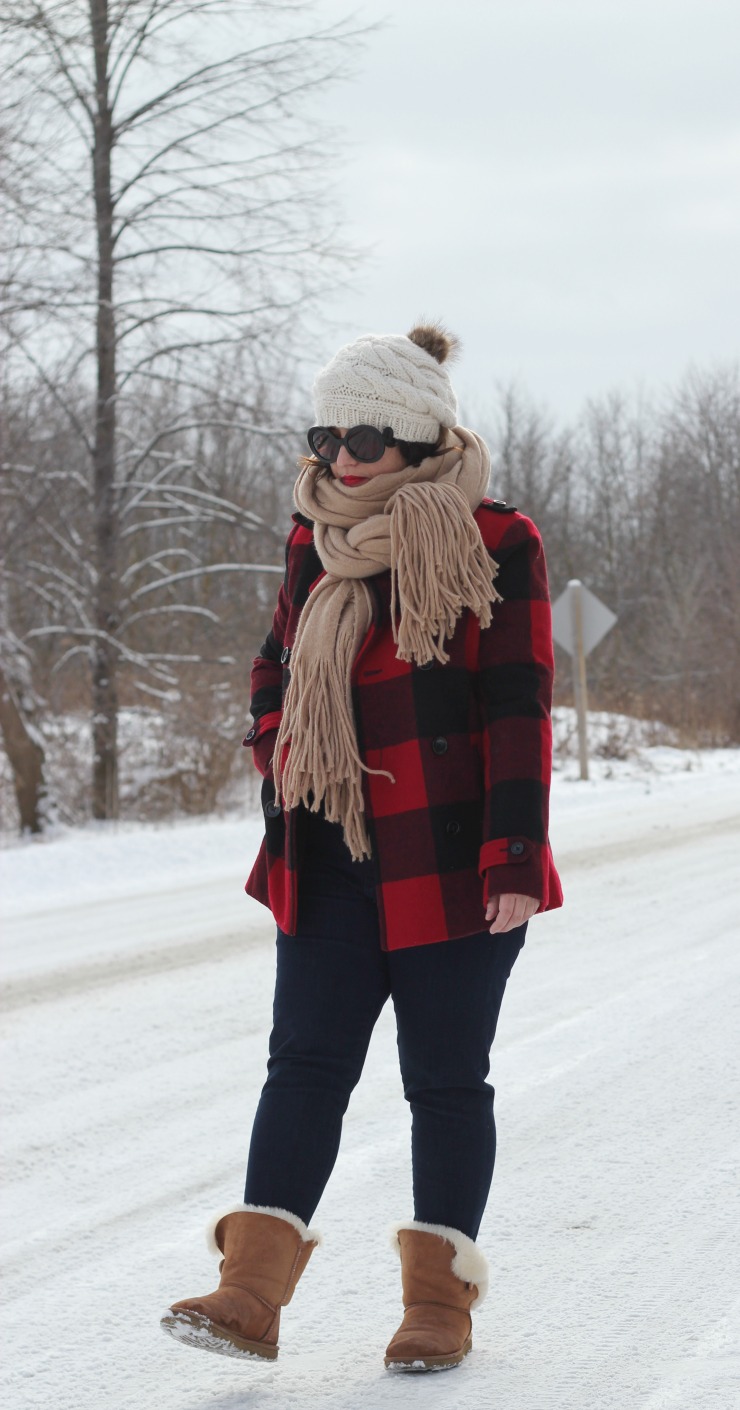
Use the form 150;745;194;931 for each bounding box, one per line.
482;497;517;514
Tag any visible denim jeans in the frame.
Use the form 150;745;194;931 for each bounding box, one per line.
244;804;526;1239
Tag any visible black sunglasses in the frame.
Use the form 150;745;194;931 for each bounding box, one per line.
307;424;397;464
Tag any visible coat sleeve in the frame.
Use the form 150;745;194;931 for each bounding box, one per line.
477;514;557;912
242;526;296;777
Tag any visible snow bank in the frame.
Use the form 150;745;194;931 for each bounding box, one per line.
2;709;738;922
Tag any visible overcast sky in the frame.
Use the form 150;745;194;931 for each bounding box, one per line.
311;0;739;422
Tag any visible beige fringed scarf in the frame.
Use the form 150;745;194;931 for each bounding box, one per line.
272;426;503;860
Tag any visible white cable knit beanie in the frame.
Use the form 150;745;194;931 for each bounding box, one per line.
312;323;460;443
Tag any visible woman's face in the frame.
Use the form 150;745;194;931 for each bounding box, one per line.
329;427;408;486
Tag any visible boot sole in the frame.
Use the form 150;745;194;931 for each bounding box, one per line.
160;1309;278;1360
384;1334;472;1372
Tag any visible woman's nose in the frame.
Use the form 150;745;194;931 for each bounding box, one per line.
336;444;359;469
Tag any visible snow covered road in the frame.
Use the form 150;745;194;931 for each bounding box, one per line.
2;757;740;1410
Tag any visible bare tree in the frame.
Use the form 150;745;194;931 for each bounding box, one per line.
480;369;740;745
0;648;47;833
1;0;363;820
485;381;574;546
645;365;740;738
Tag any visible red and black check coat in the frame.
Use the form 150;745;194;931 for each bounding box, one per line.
243;498;563;951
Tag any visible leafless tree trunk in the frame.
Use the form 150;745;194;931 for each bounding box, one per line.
0;661;46;832
90;0;120;815
1;0;365;822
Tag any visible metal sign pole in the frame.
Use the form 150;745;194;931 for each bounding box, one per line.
568;579;590;780
551;578;616;781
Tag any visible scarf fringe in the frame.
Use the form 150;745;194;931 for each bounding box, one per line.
389;482;503;663
272;577;395;862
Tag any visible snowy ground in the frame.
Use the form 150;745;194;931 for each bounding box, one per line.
2;741;740;1409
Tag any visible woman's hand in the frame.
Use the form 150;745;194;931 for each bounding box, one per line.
485;892;539;934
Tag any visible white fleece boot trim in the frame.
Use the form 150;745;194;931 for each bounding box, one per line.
205;1203;322;1255
388;1219;489;1308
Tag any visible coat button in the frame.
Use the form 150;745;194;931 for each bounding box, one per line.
446;819;461;836
280;646;291;664
244;727;256;742
265;800;282;818
509;840;525;856
431;736;448;755
419;659;434;671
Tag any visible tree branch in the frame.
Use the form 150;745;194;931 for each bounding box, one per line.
128;561;283;601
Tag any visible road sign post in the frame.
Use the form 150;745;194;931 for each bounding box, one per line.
569;580;590;779
551;579;617;781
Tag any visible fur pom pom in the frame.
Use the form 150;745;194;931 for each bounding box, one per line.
407;321;460;365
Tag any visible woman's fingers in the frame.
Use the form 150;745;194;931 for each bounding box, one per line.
489;895;518;933
487;893;539;933
485;894;500;921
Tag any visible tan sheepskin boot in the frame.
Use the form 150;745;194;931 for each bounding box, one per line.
160;1204;321;1360
384;1221;489;1371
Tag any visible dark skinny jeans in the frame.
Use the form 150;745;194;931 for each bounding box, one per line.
244;805;525;1240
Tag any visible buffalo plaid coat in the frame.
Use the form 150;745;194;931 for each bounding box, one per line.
243;497;563;951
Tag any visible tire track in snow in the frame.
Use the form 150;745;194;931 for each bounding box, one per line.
0;923;271;1013
555;807;740;869
3;807;738;1013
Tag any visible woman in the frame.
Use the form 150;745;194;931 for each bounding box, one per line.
161;323;563;1371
